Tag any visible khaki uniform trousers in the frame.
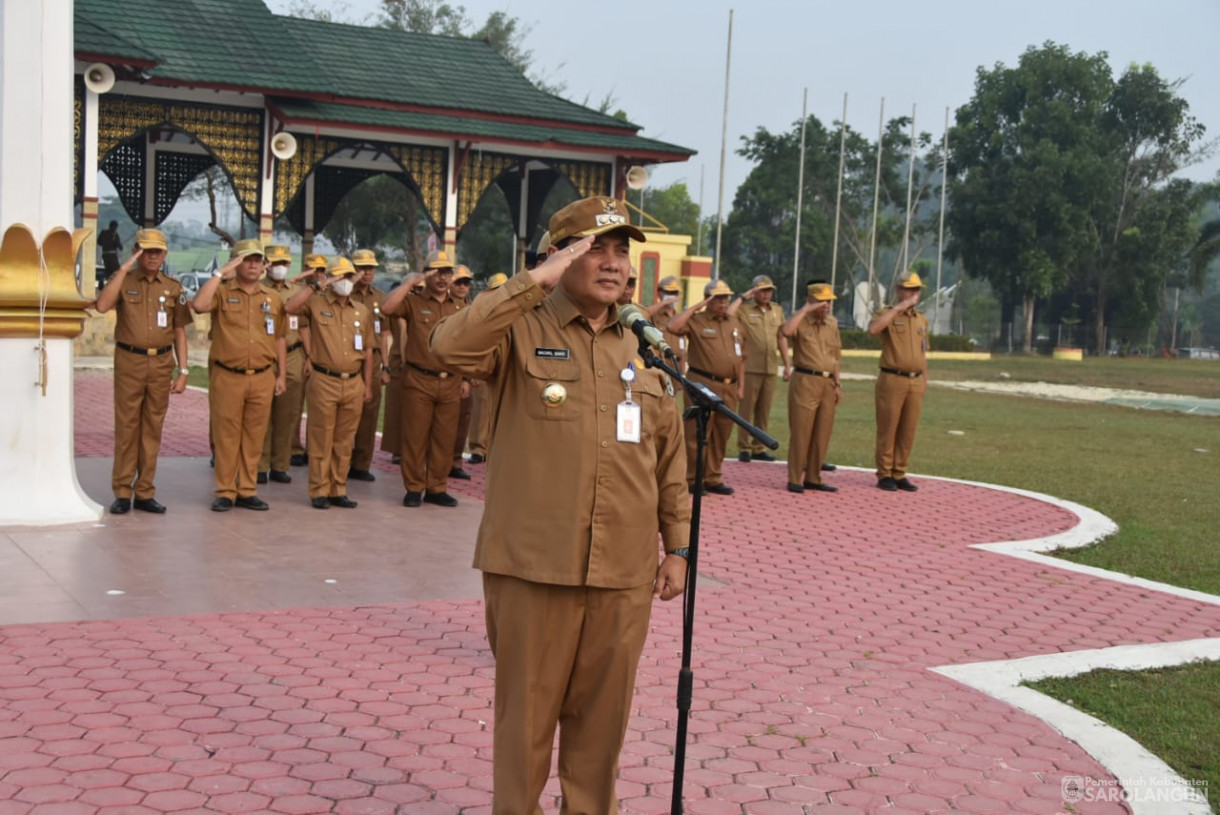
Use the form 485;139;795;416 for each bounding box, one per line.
483;573;653;815
874;371;926;480
468;379;494;458
380;367;403;456
350;368;383;471
737;371;777;455
209;366;275;500
684;377;737;488
787;374;837;486
400;368;461;493
111;350;176;499
452;389;473;468
306;372;364;499
259;346;306;473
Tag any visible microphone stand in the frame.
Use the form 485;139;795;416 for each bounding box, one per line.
636;340;778;815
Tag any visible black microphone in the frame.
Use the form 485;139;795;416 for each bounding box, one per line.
618;303;675;360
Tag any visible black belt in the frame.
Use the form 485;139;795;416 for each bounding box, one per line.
287;341;304;353
214;360;272;376
313;363;363;380
881;367;922;378
117;341;173;357
687;366;736;385
408;362;452;379
795;367;834;378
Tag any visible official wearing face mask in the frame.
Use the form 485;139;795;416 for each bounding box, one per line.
258;245;308;485
284;257;375;508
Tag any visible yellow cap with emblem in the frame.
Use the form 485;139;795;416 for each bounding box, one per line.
304;253;327;271
328;257;358;277
452;265;474;283
488;272;509;289
231;239;265;259
548;197;647;245
265;244;291;264
807;282;836;301
703;279;733;298
897;270;925;289
425;248;456;270
351;248;379;267
134;229;168;251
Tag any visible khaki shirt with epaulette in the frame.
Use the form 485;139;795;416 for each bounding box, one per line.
791;314;841;373
114;271;193;348
877;308;928;373
429;274;691;590
350;286;387;358
302;291;372;374
738;300;785;375
206;279;286;369
672;311;745;380
387;289;462;371
262;277;308;347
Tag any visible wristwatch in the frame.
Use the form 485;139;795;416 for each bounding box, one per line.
670;547;691;560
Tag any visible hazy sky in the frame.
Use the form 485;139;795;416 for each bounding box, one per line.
263;0;1220;215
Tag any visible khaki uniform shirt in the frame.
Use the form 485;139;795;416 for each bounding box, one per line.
738;300;785;375
302;291;372;373
262;278;308;348
878;308;929;373
791;315;841;373
388;289;462;371
207;279;286;369
351;286;387;358
386;315;407;369
672;311;745;380
114;271;193;348
430;274;691;589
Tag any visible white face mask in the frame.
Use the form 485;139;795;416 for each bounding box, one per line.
332;278;355;297
268;264;289;281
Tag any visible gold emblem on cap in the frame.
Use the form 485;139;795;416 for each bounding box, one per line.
541;382;567;407
603;199;618;213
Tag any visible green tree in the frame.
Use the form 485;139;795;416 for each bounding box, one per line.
635;182;701;237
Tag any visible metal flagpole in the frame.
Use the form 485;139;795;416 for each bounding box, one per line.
867;97;885;312
712;9;734;281
935;106;949;334
790;88;808;312
697;164;705;256
830;92;848;293
901;104;917;274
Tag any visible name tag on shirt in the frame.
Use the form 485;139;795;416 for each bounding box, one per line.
534;347;571;360
734;341;742;357
265;318;275;335
355;333;364;351
288;315;299;331
617;402;641;443
374;319;381;334
228;297;241;303
157;311;168;328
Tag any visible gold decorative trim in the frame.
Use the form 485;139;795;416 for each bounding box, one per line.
273;133;344;216
0;225;93;339
382;144;447;227
555;160;611;200
456;151;517;231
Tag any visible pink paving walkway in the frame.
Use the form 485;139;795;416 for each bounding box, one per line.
1;371;1217;813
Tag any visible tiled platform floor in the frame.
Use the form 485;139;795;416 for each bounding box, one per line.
0;371;1217;813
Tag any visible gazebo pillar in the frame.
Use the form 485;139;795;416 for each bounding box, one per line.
80;84;102;299
258;115;274;244
0;0;103;525
301;173;316;259
442;145;458;253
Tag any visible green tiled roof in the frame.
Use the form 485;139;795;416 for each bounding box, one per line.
270;99;695;159
75;17;158;64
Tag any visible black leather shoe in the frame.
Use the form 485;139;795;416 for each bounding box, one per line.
211;498;234;512
403;491;422;507
877;477;898;492
786;483;805;494
803;482;838;492
235;496;270;511
109;498;131;515
821;462;837;472
311;497;330;510
468;454;485;464
329;495;358;508
895;478;918;492
737;451;751;462
706;483;735;496
449;467;471;480
269;470;292;484
391;455;402;465
290;453;308;467
257;471;268;485
423;491;458;507
688;484;707;495
133;497;167;513
753;451;777;462
348;468;376;482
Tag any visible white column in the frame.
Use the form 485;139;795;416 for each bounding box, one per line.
442;143;459;251
0;0;103;525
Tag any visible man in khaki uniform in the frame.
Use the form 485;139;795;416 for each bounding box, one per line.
729;274;789;462
287;253;328;467
257;244;307;485
192;240;287;511
379;309;407;462
669;279;746;495
94;228;192;514
645;275;686;372
430;196;689;814
348;249;391;482
868;270;929;492
466;271;508;465
381;248;463;507
783;282;842;493
448;265;476;480
286;258;374;508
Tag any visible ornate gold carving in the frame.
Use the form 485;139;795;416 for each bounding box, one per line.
382;144;447;227
273;133;344;216
555;160;611;199
456;151;517;231
0;225;93;339
73;84;83;197
97;95;264;219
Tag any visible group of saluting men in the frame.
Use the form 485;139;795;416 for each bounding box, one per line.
95;196;930;813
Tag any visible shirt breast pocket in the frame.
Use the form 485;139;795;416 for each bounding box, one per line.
524;356;581;421
634;378;664;440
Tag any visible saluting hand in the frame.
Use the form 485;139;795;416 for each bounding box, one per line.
530;235;594;291
117;249;143;275
218;256;241;280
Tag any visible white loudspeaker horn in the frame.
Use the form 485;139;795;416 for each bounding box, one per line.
270;131;298;161
84;63;115;94
625;165;649;190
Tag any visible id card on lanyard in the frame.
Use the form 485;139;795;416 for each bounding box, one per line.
354;320;364;351
617;365;641;444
